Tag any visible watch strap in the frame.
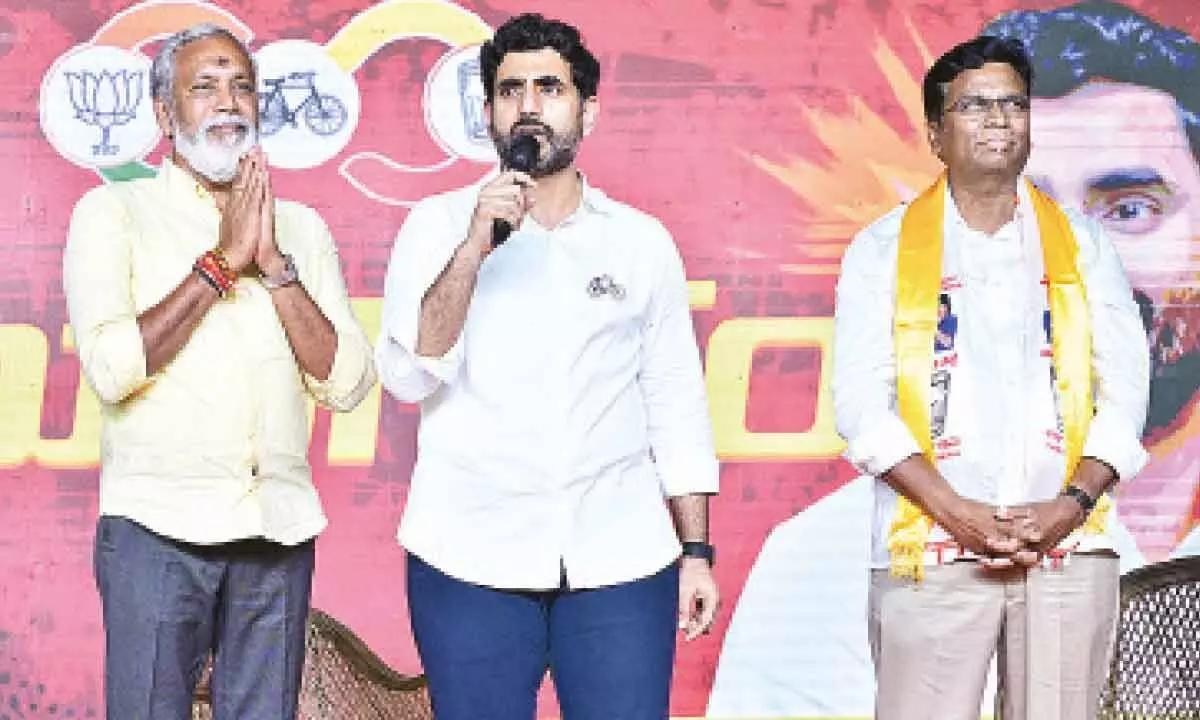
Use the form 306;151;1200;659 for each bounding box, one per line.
680;541;715;567
1061;484;1097;514
261;253;298;290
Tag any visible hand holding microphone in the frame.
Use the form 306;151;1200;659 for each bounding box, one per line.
491;133;540;248
463;134;538;262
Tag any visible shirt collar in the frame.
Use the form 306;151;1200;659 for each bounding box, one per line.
578;172;616;216
944;176;1026;239
159;156;219;208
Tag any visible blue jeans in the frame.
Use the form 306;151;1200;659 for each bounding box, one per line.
94;516;315;720
406;554;679;720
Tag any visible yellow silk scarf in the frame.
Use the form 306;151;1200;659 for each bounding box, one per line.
890;173;1110;580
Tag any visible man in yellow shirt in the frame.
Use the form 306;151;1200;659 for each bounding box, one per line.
63;23;375;719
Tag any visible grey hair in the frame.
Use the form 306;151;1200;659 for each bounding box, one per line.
150;23;256;106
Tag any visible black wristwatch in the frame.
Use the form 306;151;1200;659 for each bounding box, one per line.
681;541;715;567
1060;484;1097;514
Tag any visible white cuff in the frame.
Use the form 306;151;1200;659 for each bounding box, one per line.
374;302;465;403
843;414;922;477
658;455;720;497
1082;409;1149;481
84;317;149;405
304;332;374;412
412;336;465;384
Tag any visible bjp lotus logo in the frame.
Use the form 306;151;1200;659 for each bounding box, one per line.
40;44;159;169
65;68;145;157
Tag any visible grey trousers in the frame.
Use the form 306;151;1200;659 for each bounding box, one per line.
869;554;1119;720
94;516;315;720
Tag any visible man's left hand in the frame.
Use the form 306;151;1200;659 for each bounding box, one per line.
250;147;284;276
678;557;719;641
1005;496;1086;558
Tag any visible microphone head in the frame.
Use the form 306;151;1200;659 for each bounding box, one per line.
507;134;540;173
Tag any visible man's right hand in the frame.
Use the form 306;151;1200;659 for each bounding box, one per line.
938;496;1026;563
463;170;536;259
882;455;1038;567
217;153;264;274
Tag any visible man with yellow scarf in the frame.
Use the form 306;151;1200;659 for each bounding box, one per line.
833;35;1150;720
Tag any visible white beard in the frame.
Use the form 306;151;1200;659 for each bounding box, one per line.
174;115;258;183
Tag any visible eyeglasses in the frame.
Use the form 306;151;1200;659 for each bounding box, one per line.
944;94;1031;116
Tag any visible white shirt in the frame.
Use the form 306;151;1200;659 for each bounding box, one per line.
833;181;1149;568
63;160;377;546
376;175;718;590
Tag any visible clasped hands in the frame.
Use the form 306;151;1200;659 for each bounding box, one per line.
217;147;286;278
944;494;1087;569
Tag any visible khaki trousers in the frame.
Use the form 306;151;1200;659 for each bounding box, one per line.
868;554;1119;720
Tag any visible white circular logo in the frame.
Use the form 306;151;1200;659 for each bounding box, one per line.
424;43;497;163
255;39;360;170
39;44;159;169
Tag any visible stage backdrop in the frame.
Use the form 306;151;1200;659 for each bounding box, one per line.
3;0;1199;717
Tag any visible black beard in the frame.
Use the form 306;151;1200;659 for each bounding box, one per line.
491;121;581;178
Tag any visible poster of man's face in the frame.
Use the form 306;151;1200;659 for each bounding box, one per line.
1027;85;1200;310
985;0;1200;559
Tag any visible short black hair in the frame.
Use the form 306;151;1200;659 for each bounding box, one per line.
479;13;600;104
982;0;1200;166
923;35;1033;124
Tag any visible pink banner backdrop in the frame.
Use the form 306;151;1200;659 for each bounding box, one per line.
2;0;1198;716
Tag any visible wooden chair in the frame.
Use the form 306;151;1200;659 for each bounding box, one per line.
193;609;432;719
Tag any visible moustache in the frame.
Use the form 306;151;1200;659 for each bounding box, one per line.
510;122;552;137
201;116;252;133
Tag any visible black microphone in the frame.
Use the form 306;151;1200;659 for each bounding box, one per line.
492;133;540;248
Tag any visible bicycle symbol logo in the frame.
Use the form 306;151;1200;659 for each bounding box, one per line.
259;71;347;137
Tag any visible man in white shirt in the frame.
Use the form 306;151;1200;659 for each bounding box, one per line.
63;23;375;720
711;8;1190;716
832;36;1148;719
376;13;719;720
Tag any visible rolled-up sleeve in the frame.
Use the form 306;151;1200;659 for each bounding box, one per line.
832;219;922;477
296;207;376;412
1078;218;1150;480
376;199;466;404
63;186;149;406
638;224;719;497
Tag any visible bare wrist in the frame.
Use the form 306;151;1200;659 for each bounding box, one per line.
219;244;252;274
451;240;487;270
918;484;963;528
258;254;282;275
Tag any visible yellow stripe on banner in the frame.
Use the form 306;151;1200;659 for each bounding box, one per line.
688;280;717;310
325;0;493;73
780;263;844;275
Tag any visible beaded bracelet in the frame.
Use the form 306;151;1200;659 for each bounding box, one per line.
194;254;230;295
206;248;237;287
194;249;236;297
193;262;225;297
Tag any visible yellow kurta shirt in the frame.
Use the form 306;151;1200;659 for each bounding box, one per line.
64;159;376;545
